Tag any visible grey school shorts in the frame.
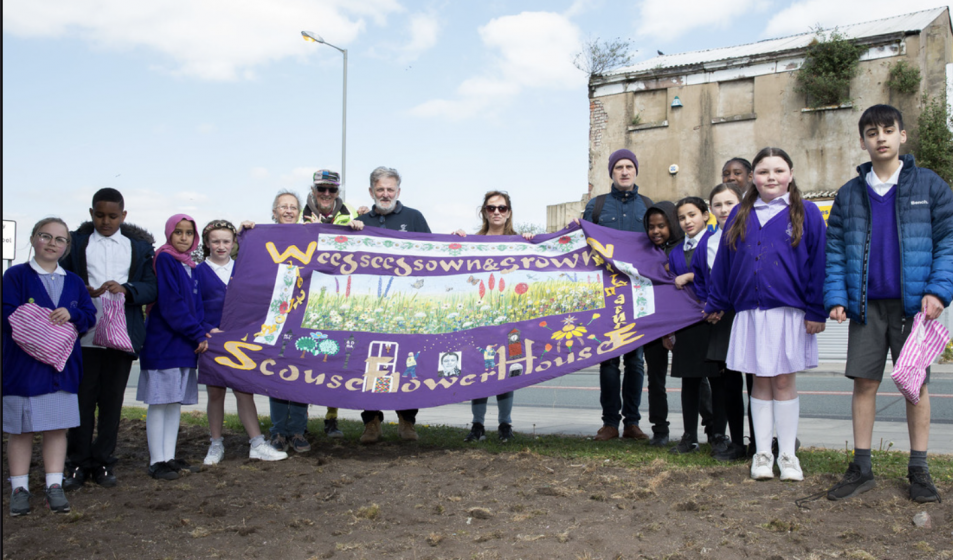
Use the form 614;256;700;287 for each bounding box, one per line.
845;299;931;384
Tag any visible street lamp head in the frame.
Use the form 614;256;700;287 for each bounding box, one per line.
301;31;325;44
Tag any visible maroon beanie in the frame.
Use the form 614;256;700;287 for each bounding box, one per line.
608;148;639;177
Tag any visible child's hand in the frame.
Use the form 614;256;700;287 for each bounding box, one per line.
662;335;675;350
804;320;826;335
922;294;944;321
451;229;467;237
195;340;209;354
101;281;127;295
348;220;364;231
238;221;255;232
49;308;71;325
674;273;692;289
87;284;106;298
521;232;536;241
209;328;223;334
829;306;847;323
705;311;723;324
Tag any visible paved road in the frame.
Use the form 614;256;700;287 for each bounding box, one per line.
125;362;953;454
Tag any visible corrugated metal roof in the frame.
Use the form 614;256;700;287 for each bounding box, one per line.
606;7;949;77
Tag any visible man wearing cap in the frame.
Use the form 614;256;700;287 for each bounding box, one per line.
303;169;365;228
582;149;653;442
355;166;431;443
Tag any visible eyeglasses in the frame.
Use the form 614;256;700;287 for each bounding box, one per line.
276;205;299;212
314;186;339;194
36;232;69;246
484;205;509;214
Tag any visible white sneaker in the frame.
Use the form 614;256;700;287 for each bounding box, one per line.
778;452;804;481
250;442;289;461
204;441;225;465
751;452;775;480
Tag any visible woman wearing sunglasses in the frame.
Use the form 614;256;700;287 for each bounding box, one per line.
453;191;533;442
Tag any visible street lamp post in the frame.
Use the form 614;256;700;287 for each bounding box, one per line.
301;30;347;198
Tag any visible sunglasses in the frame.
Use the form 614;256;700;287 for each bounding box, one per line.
484;205;509;214
314;185;339;194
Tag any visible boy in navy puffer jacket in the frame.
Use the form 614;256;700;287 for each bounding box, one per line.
824;104;953;504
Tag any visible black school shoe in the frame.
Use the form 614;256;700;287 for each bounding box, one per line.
464;423;486;442
648;433;670;447
62;464;87;492
91;465;117;488
709;434;730;456
168;458;200;473
827;462;876;501
713;442;747;462
669;433;699;454
148;461;179;481
498;423;514;443
908;466;942;503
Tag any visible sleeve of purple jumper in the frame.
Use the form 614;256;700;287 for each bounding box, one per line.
155;253;206;345
705;211;737;315
803;204;828;323
691;236;709;303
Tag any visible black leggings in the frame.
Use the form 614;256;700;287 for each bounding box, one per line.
681;377;724;441
709;367;745;444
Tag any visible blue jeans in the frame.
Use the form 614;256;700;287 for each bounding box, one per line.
269;398;308;437
599;347;644;428
471;392;514;425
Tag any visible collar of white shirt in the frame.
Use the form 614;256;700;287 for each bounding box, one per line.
208;259;234;274
866;161;903;193
754;192;791;208
684;230;704;250
29;258;67;276
90;229;126;244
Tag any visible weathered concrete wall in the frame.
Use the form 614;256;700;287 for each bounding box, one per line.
574;11;953;217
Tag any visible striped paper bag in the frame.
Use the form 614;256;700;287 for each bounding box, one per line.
8;302;80;372
93;291;134;352
891;312;950;405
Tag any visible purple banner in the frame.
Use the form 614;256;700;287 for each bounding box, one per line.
199;222;704;409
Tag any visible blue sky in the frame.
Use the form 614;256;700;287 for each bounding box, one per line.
4;0;950;263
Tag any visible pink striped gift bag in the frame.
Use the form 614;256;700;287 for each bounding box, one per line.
8;302;80;372
93;291;134;352
891;312;950;405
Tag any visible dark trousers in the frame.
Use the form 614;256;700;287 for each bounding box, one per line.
598;347;644;428
67;348;134;470
709;367;745;442
643;339;669;437
362;410;418;424
699;377;714;434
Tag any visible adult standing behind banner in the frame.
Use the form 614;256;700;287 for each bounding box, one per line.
240;184;362;453
355;166;430;443
579;149;653;442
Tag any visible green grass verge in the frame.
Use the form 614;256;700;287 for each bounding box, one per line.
121;406;952;483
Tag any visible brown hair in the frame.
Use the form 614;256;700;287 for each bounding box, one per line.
477;191;516;236
31;217;71;248
201;219;238;258
725;147;806;249
708;182;744;206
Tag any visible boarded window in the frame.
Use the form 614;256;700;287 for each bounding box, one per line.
717;79;754;118
632;89;667;123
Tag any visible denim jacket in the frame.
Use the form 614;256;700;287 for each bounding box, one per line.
583;184;652;233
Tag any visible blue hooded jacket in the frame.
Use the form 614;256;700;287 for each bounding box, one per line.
824;154;953;322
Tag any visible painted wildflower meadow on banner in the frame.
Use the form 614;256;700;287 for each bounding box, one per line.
199;222;704;410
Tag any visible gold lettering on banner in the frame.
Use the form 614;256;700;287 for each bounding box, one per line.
266;242;316;265
598;324;644;354
279;365;299;382
216;341;263;370
260;359;276;376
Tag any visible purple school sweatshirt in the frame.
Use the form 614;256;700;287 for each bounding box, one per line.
866;185;902;300
705;202;827;322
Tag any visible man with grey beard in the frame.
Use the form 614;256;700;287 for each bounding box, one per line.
355;166;430;444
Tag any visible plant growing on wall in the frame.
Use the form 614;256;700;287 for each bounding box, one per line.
794;27;865;107
631;113;643;126
886;60;921;95
914;95;953;186
573;37;634;78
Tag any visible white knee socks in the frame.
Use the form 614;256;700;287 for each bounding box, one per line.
749;396;774;454
147;403;182;465
774;398;799;456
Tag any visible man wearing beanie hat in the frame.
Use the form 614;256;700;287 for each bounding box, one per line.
583;148;653;442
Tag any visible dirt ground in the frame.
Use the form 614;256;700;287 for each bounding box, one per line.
2;418;951;560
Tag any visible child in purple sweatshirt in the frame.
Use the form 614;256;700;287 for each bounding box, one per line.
705;147;826;483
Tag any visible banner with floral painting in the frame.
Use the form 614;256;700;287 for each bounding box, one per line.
199;222;704;409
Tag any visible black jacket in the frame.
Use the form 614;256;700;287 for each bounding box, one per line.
59;222;158;356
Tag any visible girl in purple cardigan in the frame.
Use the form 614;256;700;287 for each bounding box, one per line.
705;148;827;482
138;214;208;481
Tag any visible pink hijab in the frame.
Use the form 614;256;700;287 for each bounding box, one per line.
153;214;199;271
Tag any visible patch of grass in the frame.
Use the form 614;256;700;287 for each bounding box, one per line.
119;407;953;480
356;504;380;520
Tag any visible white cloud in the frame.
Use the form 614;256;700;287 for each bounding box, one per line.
410;11;583;121
2;0;402;81
280;167;317;185
634;0;768;41
196;123;216;134
402;13;440;61
763;1;953;37
250;167;270;179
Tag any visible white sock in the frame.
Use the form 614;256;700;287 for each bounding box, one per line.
163;403;182;461
249;435;265;448
750;397;774;454
146;404;167;465
45;473;64;488
10;475;29;493
774;398;800;456
210;437;224;445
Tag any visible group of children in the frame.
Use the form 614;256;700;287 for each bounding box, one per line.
636;105;949;503
3;104;949;517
